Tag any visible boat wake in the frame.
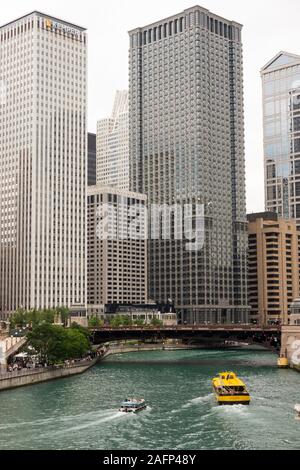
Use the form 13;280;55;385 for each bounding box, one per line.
213;404;250;416
42;410;128;437
182;394;213;409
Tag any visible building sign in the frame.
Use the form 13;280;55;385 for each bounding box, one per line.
43;18;81;36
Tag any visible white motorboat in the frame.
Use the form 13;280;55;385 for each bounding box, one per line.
119;398;146;413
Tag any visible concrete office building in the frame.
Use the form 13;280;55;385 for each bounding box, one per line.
248;212;300;326
96;90;129;190
87;186;147;315
262;52;300;226
0;12;87;317
88;133;96;186
129;5;248;324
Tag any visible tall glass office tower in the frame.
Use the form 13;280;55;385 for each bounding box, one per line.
261;52;300;225
129;5;248;324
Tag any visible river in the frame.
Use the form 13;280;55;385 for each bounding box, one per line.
1;348;300;450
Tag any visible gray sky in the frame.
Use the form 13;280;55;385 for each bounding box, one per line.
2;0;300;213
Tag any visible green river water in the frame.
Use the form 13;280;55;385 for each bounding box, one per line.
1;348;300;450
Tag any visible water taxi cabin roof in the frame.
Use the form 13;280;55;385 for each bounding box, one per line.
214;372;245;387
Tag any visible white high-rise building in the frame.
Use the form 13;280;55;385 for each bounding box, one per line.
0;12;87;317
97;90;129;190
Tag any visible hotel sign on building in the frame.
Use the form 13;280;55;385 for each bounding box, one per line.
42;17;81;35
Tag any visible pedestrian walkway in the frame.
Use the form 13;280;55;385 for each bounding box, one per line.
0;337;26;367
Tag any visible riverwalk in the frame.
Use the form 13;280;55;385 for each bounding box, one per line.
0;357;98;392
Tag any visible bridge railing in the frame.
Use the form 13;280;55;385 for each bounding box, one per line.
92;325;281;332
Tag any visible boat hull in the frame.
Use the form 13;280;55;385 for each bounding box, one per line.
119;405;147;413
215;396;250;406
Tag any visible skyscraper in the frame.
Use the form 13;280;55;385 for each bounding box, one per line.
0;12;87;317
129;5;248;324
87;185;147;315
261;52;300;226
248;212;300;326
88;133;96;186
96;90;129;190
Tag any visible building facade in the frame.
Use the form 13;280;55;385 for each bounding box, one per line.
87;186;147;314
96;90;129;190
262;52;300;226
248;212;300;325
89;303;177;326
88;133;96;186
0;12;87;317
129;5;248;324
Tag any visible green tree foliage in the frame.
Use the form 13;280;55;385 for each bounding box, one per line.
109;315;133;328
55;307;70;326
9;309;27;329
71;322;91;339
9;307;69;331
88;316;104;328
150;318;163;327
63;328;90;360
26;323;90;364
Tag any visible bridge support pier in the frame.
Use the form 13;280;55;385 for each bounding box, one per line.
280;325;300;370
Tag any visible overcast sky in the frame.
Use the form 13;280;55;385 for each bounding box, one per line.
2;0;300;213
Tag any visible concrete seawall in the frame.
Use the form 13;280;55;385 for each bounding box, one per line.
0;359;97;392
290;363;300;372
101;344;203;359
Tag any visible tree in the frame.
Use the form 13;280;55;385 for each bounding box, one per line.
9;307;71;332
109;315;133;328
63;328;90;359
150;318;163;327
27;309;56;328
71;322;91;339
26;323;90;364
9;309;27;329
88;316;104;328
55;307;70;327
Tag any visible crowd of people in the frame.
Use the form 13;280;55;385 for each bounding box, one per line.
6;361;48;373
5;346;108;373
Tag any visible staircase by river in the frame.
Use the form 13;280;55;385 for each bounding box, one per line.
0;336;27;368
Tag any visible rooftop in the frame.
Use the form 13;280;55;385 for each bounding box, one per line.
247;212;279;223
0;11;86;31
128;4;242;34
261;51;300;74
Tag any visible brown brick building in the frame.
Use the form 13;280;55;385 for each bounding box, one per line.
248;212;300;325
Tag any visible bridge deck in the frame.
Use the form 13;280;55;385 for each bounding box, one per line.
92;326;280;333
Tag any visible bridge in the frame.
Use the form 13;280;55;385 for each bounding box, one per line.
0;336;26;370
92;325;281;348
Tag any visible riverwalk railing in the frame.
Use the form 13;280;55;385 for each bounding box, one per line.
0;358;95;381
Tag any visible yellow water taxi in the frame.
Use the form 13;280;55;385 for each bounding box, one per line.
212;372;250;406
277;357;289;369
